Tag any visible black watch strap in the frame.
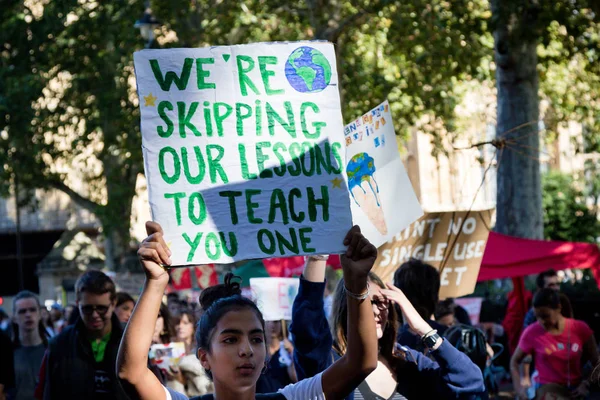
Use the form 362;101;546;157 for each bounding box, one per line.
421;330;441;349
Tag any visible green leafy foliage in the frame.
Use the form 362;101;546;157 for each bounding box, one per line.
542;171;599;243
1;0;493;268
0;0;147;267
153;0;492;142
2;0;600;269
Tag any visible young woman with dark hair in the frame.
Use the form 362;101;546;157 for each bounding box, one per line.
115;292;136;324
172;308;198;356
167;307;213;397
511;288;599;399
153;304;175;345
117;222;378;400
291;257;485;399
148;304;176;387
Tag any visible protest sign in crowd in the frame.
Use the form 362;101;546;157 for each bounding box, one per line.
2;41;596;400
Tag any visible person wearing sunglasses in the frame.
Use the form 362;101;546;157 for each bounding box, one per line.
39;270;129;400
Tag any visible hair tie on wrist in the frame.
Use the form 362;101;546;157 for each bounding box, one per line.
421;329;437;341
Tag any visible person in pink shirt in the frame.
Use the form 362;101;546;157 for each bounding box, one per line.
510;288;599;399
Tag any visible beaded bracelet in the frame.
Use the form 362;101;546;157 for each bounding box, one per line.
344;282;370;300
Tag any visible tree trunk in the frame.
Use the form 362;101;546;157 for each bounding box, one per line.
101;207;133;271
493;1;543;240
103;229;120;271
102;156;138;271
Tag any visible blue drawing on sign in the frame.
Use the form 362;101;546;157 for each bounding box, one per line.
285;47;332;93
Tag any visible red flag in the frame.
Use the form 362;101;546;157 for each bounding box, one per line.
262;255;343;278
194;265;218;289
262;256;305;277
502;277;532;354
169;268;192;290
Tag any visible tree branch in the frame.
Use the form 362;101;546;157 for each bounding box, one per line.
305;0;319;34
323;9;367;41
47;178;100;213
322;0;390;42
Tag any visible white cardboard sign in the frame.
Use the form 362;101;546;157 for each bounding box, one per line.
344;101;423;247
250;277;299;321
134;42;352;264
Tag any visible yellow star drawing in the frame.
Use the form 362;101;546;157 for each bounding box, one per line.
144;93;157;107
331;177;342;188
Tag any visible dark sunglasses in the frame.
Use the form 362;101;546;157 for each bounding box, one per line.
80;304;110;316
16;307;38;315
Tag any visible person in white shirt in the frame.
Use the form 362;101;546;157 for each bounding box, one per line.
117;222;378;400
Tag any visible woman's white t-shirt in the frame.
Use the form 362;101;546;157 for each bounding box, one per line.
163;372;324;400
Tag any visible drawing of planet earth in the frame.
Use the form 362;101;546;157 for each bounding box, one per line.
285;46;332;93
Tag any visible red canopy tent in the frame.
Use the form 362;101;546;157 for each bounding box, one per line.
478;232;600;284
263;232;600;282
262;232;600;282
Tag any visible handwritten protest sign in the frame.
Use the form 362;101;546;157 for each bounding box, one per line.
250;277;299;321
344;101;423;247
149;342;186;375
373;210;493;298
134;42;352;264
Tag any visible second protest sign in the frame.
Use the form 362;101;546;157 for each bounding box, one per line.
373;210;493;298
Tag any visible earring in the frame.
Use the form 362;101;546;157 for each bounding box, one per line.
261;363;268;374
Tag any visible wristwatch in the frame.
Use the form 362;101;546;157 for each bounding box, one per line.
421;329;441;349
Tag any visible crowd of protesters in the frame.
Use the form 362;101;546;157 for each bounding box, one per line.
0;223;598;399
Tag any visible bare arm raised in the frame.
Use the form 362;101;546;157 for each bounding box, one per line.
117;221;171;400
321;226;378;400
